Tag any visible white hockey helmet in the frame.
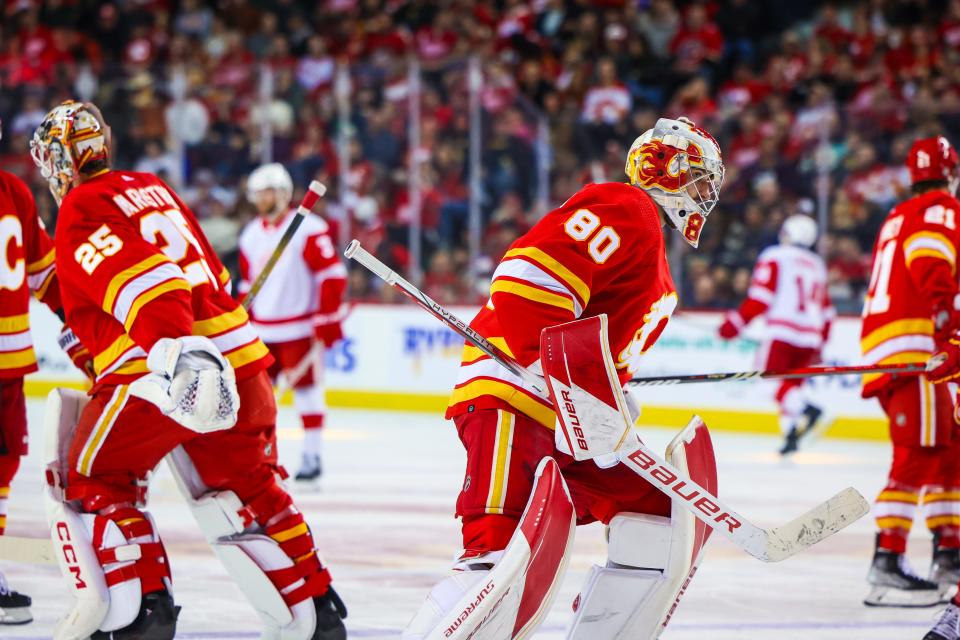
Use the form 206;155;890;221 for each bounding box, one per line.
30;100;111;203
625;116;724;248
246;162;293;206
780;214;818;248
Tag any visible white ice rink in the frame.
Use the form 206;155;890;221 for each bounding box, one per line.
0;399;949;639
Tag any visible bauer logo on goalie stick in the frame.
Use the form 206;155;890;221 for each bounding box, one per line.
626;449;742;533
55;521;87;589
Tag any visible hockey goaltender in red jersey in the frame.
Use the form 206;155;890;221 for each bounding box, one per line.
30;100;346;640
402;117;726;640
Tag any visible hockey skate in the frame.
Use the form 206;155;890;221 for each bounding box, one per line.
865;541;945;607
89;591;179;639
778;426;800;456
925;602;960;640
296;453;323;482
931;534;960;587
313;586;347;640
0;573;31;625
778;404;828;456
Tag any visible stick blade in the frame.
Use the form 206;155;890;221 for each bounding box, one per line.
752;487;870;562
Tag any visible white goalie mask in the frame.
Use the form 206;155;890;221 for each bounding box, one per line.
246;162;293;215
625;117;724;248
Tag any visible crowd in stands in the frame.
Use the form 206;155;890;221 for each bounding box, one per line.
2;0;959;314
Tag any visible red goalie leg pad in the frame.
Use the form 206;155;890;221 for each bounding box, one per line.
266;512;331;605
94;507;171;595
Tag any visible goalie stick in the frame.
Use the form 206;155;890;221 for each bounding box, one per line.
344;239;870;562
630;361;926;386
243;180;327;310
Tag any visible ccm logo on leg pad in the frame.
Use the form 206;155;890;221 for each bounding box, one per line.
56;521;88;589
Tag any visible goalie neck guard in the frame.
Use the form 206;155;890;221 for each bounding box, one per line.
625;117;724;248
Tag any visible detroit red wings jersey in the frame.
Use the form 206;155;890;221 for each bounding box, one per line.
446;182;676;428
0;171;60;378
861;191;960;396
55;171;271;387
238;211;347;343
736;244;833;349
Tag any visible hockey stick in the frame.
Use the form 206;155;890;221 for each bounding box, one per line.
344;240;870;562
243;180;327;311
629;361;925;386
0;534;56;565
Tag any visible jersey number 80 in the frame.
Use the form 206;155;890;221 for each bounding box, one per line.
564;210;621;264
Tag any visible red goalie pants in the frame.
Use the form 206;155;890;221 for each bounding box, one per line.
454;407;671;555
65;370;332;600
874;377;960;553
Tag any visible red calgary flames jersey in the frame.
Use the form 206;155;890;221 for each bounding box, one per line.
0;170;60;378
446;182;677;428
55;171;271;387
861;190;960;396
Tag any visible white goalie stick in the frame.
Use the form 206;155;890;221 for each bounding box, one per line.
344;239;870;562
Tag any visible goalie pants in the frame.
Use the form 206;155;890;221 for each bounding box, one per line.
454;407;671;554
0;378;26;535
874;377;960;553
65;370;333;597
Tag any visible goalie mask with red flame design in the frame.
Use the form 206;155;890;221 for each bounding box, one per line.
625;117;724;248
30;100;111;203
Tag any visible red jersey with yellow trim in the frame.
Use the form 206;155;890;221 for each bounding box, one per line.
0;170;60;379
55;170;272;388
446;182;677;428
861;190;960;397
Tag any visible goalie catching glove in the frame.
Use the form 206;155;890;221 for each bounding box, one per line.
129;336;240;433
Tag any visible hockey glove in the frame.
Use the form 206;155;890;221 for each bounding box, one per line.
58;325;95;381
927;335;960;384
129;336;240;433
718;312;742;340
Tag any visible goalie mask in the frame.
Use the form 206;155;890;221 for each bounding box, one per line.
625;117;724;248
30;100;111;203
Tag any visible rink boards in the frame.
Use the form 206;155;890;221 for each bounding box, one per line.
25;302;888;440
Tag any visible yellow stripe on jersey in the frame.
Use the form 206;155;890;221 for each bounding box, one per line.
224;340;270;371
904;231;956;270
94;334;139;374
489;280;575;314
123;280;192;332
193;306;250;337
0;487;9;498
449;379;556;428
0;347;37;369
102;254;172;315
218;266;231;287
928;515;960;528
26;249;55;274
861;319;934;354
462;337;516;364
504;247;591;307
863;351;933;386
32;268;55;300
113;358;149;377
0;314;29;335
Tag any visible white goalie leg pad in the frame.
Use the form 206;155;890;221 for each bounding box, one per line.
404;457;576;640
44;389;170;640
567;417;717;640
165;446;317;640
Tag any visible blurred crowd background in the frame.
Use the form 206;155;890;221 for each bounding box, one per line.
2;0;959;313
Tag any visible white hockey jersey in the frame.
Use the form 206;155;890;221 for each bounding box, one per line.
734;244;834;349
238;210;347;344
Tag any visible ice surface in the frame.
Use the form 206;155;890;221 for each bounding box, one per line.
0;400;945;639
